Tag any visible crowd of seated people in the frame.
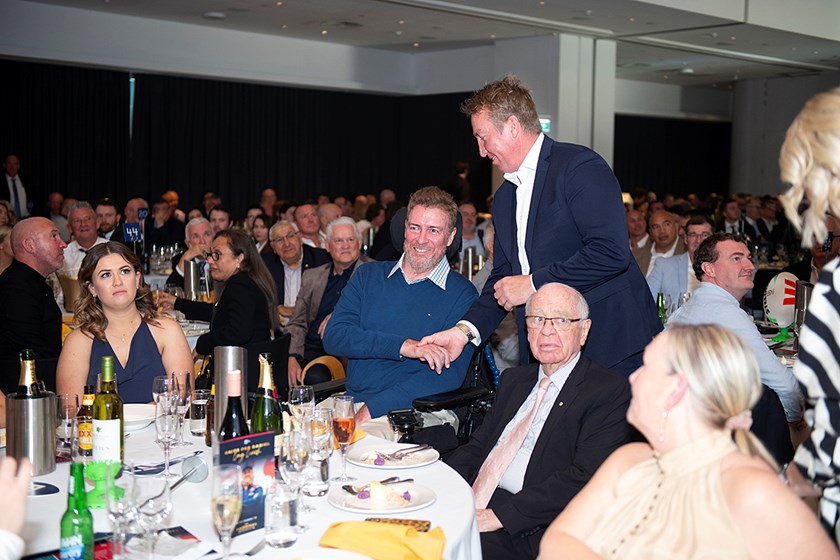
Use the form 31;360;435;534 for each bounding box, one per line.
5;150;840;559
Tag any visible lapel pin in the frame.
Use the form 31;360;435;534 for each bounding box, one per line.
558;401;564;407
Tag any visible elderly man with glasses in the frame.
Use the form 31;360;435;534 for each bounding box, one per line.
446;282;631;560
646;213;715;307
261;220;330;320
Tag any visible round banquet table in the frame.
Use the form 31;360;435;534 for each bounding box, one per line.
17;423;481;559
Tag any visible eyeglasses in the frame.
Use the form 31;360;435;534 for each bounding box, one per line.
270;231;299;244
207;250;233;261
686;232;712;240
524;315;583;331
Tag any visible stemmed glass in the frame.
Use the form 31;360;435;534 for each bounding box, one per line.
278;429;311;532
331;395;355;483
211;465;243;560
288;386;315;427
133;475;172;560
105;462;136;560
171;371;192;447
151;375;175;403
155;397;180;479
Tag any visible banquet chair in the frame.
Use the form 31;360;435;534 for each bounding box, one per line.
301;355;345;385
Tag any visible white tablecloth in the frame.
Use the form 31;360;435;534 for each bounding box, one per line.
20;425;481;559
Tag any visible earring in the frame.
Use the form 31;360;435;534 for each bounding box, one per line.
658;409;669;443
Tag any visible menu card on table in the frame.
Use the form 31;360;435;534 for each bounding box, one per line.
218;431;275;536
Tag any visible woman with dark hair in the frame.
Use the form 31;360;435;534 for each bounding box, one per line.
158;229;278;357
251;214;272;256
56;242;193;403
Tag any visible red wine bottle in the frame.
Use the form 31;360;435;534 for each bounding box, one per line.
218;370;249;441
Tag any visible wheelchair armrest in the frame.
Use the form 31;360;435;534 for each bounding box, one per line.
413;387;494;413
313;379;347;402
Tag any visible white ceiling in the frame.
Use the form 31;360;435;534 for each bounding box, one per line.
27;0;840;89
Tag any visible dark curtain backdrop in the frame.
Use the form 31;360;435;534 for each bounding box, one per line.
0;59;129;211
0;59;489;217
613;114;731;200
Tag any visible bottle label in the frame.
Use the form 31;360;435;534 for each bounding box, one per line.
78;417;93;452
92;419;121;461
59;535;86;560
82;394;94;406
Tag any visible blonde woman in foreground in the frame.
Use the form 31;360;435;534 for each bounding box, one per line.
538;324;837;559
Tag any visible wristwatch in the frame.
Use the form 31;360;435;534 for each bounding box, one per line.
456;323;476;343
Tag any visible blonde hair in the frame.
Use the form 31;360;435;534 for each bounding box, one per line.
779;86;840;246
665;324;777;469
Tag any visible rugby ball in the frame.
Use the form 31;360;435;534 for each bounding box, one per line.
763;272;798;328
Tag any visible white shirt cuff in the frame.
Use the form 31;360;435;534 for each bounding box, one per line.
457;320;481;346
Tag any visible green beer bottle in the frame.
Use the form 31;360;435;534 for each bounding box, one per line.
59;462;94;560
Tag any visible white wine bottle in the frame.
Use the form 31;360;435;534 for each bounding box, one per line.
92;356;123;462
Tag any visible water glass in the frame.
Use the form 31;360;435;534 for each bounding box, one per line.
133;476;172;560
151;375;175;403
171;371;192;447
189;389;211;436
302;409;333;498
265;480;298;548
56;393;79;458
105;463;136;560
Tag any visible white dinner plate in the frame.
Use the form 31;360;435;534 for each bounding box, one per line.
327;482;436;514
347;443;439;469
124;403;155;431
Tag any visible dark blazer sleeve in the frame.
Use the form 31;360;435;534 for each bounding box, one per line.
188;274;268;355
494;362;631;536
174;297;213;322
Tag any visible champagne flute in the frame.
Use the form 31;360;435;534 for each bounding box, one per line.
105;462;136;560
288;385;315;426
278;429;310;532
171;371;192;447
331;395;355;482
212;465;243;560
155;397;180;479
133;476;172;560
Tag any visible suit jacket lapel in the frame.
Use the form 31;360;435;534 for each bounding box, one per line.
524;137;553;258
528;357;588;464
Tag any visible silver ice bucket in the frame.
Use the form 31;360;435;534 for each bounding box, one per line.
6;391;57;476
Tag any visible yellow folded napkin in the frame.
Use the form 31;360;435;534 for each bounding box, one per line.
61;322;72;343
333;429;366;449
320;521;445;560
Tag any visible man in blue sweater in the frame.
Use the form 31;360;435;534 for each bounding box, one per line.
323;186;478;429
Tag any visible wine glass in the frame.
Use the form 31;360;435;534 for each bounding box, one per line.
331;395;355;483
288;386;315;427
133;475;172;560
155;397;180;479
105;462;136;560
278;429;311;532
171;371;192;447
151;375;175;403
211;465;243;560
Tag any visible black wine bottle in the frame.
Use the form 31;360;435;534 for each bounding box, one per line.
218;370;249;441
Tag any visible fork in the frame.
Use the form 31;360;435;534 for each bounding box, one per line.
378;444;431;461
207;539;265;560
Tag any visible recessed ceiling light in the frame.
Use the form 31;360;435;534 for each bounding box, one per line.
398;20;405;25
663;74;669;80
791;47;797;51
813;50;820;54
413;42;420;48
679;68;695;75
628;17;635;22
281;24;287;29
490;34;496;38
203;11;226;19
320;29;328;35
729;36;736;41
275;1;282;5
395;30;402;36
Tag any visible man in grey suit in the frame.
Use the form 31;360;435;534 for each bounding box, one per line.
646;213;713;306
632;210;686;277
285;217;372;385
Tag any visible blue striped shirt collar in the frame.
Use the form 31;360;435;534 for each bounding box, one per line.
388;254;450;289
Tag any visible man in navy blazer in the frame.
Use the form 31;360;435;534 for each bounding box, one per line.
262;220;330;318
446;283;631;558
421;75;660;375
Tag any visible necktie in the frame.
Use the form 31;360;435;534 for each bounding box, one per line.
10;178;21;217
472;376;551;508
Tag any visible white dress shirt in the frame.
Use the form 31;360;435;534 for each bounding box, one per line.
283;260;303;307
503;133;545;276
497;353;581;493
646;237;680;276
61;238;108;277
